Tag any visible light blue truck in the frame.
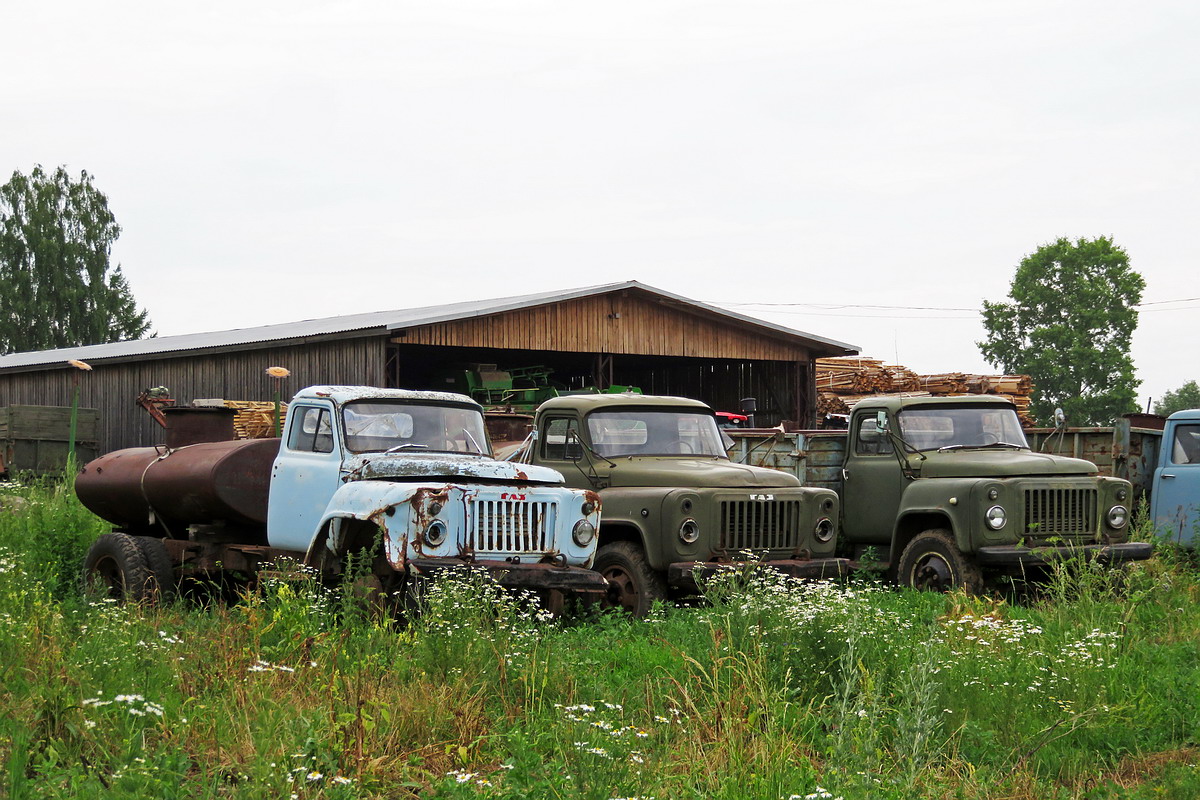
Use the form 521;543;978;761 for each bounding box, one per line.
76;386;606;603
1151;409;1200;547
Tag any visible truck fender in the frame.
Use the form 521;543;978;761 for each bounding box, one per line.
310;480;430;570
597;520;652;556
890;509;964;562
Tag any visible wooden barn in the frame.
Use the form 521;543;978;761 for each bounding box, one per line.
0;281;858;452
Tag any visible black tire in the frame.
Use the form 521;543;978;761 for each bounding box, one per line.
593;541;667;617
133;536;176;604
82;533;153;602
896;529;983;594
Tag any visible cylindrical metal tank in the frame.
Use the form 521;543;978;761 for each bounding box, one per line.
77;438;280;533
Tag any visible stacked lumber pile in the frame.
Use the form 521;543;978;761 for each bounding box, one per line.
224;401;287;439
815;357;1035;426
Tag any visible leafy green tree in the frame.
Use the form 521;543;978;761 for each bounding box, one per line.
1154;380;1200;417
0;165;150;354
979;236;1143;426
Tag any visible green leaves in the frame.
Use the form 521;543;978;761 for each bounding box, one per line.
979;237;1144;426
0;165;151;355
1153;380;1200;417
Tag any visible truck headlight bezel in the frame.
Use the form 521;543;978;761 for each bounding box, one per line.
1106;505;1128;529
985;505;1007;530
423;519;448;547
572;519;597;547
678;518;700;544
814;517;835;543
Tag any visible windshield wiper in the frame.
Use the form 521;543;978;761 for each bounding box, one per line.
461;428;484;455
937;442;1026;452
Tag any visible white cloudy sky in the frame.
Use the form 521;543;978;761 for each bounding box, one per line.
4;1;1197;410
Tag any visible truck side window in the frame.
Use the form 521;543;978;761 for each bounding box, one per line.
1171;424;1200;465
542;417;581;460
289;407;334;454
856;416;893;456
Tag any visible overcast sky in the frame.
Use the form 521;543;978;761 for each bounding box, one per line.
4;1;1196;412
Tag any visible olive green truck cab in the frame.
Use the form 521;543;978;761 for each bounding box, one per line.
730;395;1153;591
514;394;847;614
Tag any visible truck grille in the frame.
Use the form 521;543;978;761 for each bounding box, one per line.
469;499;554;553
719;500;803;552
1023;488;1097;536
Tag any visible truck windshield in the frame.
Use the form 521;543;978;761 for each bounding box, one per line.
586;410;726;457
342;401;491;456
897;406;1029;452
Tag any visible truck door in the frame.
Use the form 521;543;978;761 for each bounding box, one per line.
533;415;591;490
267;402;344;552
840;411;906;551
1152;420;1200;547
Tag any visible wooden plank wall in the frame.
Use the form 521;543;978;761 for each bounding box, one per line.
396;293;815;362
0;337;386;453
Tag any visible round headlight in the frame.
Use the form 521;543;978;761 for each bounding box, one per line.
581;501;596;516
985;505;1007;530
678;518;700;544
572;519;596;547
814;517;835;543
1107;505;1128;529
424;519;448;547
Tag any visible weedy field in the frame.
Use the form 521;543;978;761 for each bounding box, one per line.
1;478;1198;800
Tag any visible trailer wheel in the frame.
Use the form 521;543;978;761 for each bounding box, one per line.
82;533;153;602
896;530;983;594
593;541;666;617
133;536;176;604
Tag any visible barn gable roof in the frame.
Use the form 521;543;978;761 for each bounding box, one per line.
0;281;858;370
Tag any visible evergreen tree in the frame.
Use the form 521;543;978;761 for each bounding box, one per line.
0;165;150;354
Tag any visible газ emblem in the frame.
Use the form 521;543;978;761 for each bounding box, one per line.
749;494;774;501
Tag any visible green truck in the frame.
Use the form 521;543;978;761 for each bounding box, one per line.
512;394;847;615
727;395;1152;591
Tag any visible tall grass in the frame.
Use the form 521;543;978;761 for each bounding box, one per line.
1;480;1199;798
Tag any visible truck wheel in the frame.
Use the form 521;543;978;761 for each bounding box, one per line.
896;530;983;594
82;533;153;602
133;536;175;604
593;541;666;617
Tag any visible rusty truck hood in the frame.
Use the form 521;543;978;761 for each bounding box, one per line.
915;450;1098;478
601;457;801;488
346;453;565;485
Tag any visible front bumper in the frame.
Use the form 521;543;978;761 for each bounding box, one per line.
408;558;609;593
975;542;1153;567
667;557;849;589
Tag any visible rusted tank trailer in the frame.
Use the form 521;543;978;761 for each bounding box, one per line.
78;436;277;535
77;386;606;604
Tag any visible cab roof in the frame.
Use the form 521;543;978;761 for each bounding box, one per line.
1167;408;1200;421
851;394;1018;413
537;393;713;414
292;385;481;409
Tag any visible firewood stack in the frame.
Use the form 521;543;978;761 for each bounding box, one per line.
815;357;1035;426
223;401;288;439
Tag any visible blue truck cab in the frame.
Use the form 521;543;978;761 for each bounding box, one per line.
1151;409;1200;548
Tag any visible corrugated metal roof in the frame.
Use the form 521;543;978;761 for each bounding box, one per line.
0;280;858;370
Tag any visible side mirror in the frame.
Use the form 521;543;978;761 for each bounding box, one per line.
875;410;890;434
1053;408;1066;429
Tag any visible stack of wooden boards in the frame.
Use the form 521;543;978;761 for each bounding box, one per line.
815;357;1034;426
223;401;287;440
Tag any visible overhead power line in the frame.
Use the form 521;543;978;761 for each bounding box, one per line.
714;295;1200;315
